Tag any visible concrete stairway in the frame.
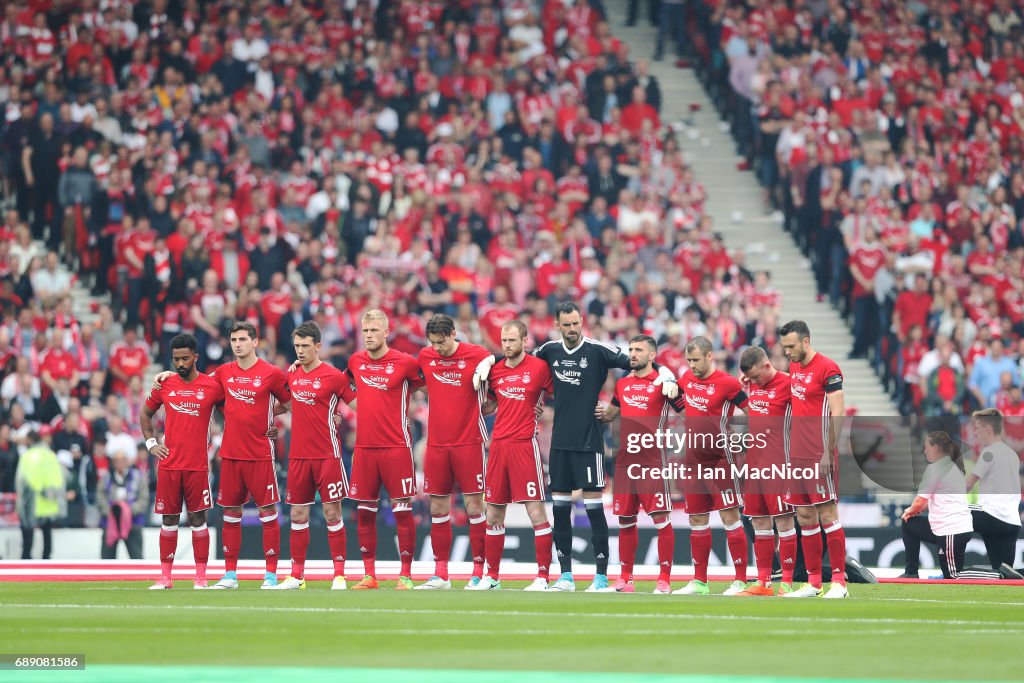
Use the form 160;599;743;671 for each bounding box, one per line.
609;3;898;419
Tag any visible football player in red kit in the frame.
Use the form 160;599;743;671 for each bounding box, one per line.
271;321;356;590
675;336;750;596
597;335;685;594
473;320;555;591
347;310;426;590
736;345;797;596
779;320;848;599
415;314;494;590
141;334;224;590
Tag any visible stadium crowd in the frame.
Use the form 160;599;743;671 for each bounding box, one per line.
0;0;787;539
694;0;1024;418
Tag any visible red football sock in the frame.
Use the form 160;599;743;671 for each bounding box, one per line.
690;525;712;583
357;506;378;577
655;519;674;582
753;529;774;585
533;522;552;579
469;514;486;578
778;527;797;584
394;505;416;577
290;522;309;579
485;524;505;580
618;519;638;581
192;524;210;581
159;525;178;581
824;521;847;586
260;511;280;575
431;515;452;580
801;524;823;588
726;523;749;581
222;515;241;573
327;521;346;578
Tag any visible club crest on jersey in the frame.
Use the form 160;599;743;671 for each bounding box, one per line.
523;373;531;384
385;364;394;375
458;360;466;369
646;384;656;393
580;357;588;368
706;386;715;395
313;379;322;389
253;378;262;388
196;389;205;400
804;375;812;384
768;390;776;399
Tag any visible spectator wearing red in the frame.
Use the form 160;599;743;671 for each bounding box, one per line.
621;85;660;136
108;327;150;396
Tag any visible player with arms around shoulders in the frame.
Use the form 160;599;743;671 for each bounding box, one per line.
415;314;494;590
674;336;751;596
474;302;679;592
735;345;797;596
153;321;292;590
596;334;685;594
473;320;555;591
347;310;426;590
271;321;356;590
141;333;225;589
779;320;849;599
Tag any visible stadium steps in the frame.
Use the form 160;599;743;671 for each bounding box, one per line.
610;8;897;419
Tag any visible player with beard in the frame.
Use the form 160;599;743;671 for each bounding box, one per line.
141;334;224;589
596;335;685;594
472;320;554;591
674;336;751;596
779;320;849;599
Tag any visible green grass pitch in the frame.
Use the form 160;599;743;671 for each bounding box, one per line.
2;581;1023;683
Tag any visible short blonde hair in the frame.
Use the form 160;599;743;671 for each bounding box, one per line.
972;408;1003;435
362;309;390;327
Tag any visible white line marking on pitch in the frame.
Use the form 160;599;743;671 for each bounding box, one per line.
2;603;1023;629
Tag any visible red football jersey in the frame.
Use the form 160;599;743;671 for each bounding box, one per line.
681;368;748;459
419;342;492;446
288;362;356;459
789;352;844;461
744;370;792;465
612;372;685;441
488;354;552;441
348;348;425;448
145;374;224;471
213;358;291;461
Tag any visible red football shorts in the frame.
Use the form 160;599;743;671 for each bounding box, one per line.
217;458;280;508
423;443;485;496
155;469;212;515
485;438;546;505
742;490;792;517
742;451;793;517
285;457;348;505
348;446;417;501
682;454;742;515
612;450;672;517
786;459;838;506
